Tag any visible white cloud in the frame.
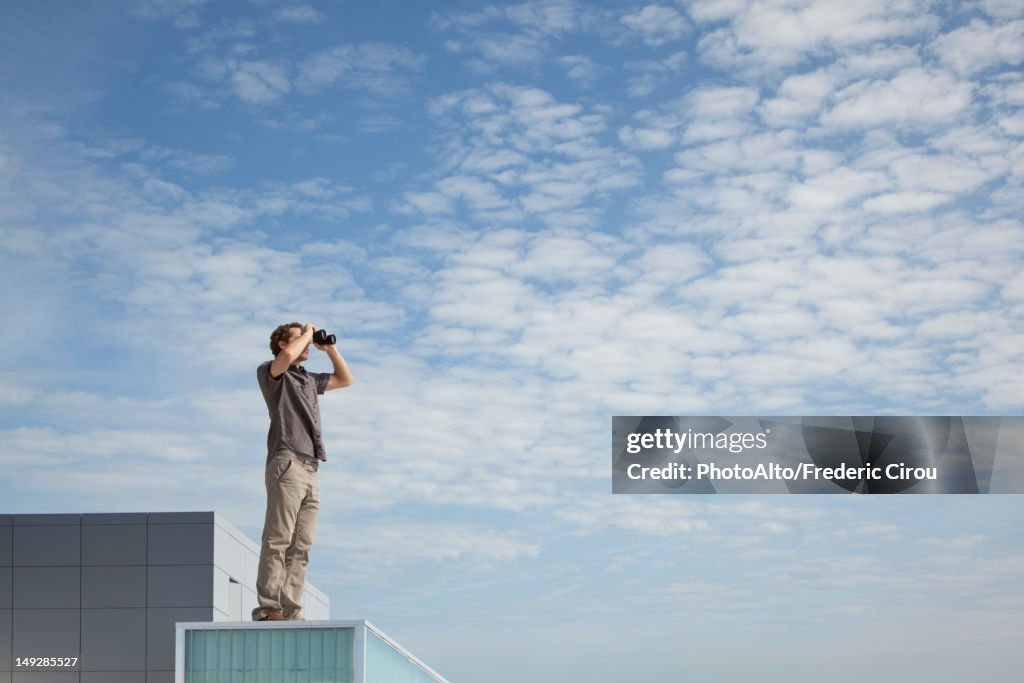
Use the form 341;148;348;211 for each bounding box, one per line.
677;130;804;175
693;0;940;72
505;0;580;35
687;85;760;118
684;0;749;24
510;233;618;282
274;4;327;24
620;5;691;47
473;33;548;66
436;175;510;213
979;0;1024;20
748;44;926;127
1004;271;1024;300
619;125;677;150
624;50;688;97
682;85;759;142
933;19;1024;75
760;69;834;126
316;520;541;567
230;60;290;103
359;113;403;133
164;80;221;110
885;153;995;194
173;10;201;29
559;54;611;87
822;68;972;129
133;0;210;20
558;496;708;536
431;0;591;70
417;84;641;224
862;190;953;213
183;19;256;57
297;43;425;96
835;44;922;80
400;191;456;215
138;145;233;174
999;112;1024;136
787;167;886;210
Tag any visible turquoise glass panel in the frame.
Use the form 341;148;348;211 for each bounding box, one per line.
184;628;355;683
365;631;444;683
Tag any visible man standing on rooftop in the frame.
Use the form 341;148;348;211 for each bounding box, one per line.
253;322;353;621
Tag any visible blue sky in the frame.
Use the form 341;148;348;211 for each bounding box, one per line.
2;0;1023;681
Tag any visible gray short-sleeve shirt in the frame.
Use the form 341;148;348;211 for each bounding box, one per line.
257;360;331;462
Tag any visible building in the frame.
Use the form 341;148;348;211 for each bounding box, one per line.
177;620;450;683
0;512;328;683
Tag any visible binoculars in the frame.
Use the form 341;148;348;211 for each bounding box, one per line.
312;329;336;346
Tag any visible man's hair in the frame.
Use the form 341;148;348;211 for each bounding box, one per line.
270;322;303;356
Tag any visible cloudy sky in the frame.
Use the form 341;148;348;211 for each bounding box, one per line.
2;0;1023;681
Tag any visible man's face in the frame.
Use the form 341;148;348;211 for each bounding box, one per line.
283;325;310;363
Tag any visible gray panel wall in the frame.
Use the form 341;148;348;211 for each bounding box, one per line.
1;512;328;682
0;518;8;677
0;609;10;672
1;514;216;683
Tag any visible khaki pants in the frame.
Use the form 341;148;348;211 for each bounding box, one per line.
253;449;320;620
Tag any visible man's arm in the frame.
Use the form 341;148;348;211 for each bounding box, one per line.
269;325;315;378
321;344;354;391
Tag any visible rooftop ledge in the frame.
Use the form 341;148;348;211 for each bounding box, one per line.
175;619;451;683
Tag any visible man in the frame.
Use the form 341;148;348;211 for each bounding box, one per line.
253;322;353;621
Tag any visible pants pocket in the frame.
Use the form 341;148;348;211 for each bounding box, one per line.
272;455;293;481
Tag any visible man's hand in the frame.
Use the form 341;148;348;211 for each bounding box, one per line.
323;339;353;391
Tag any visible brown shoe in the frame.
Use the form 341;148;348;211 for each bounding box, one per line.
257;611;285;621
286;614;305;621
